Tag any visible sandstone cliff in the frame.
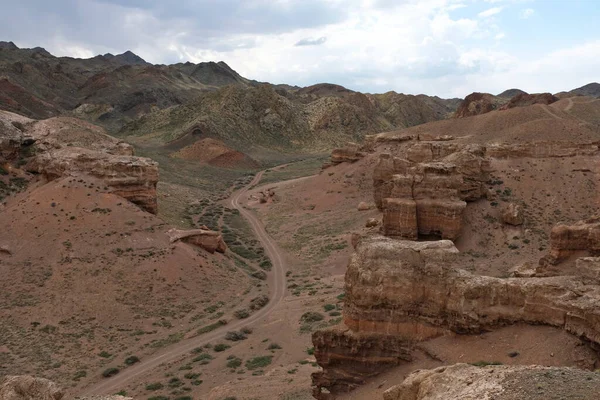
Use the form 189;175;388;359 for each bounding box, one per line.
312;236;600;397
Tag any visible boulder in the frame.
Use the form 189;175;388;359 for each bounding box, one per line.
365;218;379;228
357;201;370;211
502;203;524;226
167;228;227;254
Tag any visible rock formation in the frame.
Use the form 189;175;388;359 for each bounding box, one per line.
502;203;524;226
374;144;489;240
383;363;600;400
167;228;227;254
0;375;63;400
330;142;366;164
26;148;158;214
454;92;504;118
312;236;600;397
541;217;600;265
500;92;559;110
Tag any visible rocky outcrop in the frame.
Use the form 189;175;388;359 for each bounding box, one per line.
502;202;524;226
167;228;227;254
374;145;489;240
0;375;63;400
330;142;366;164
383;363;600;400
0;111;34;161
26;148;158;214
500;92;559;110
486;141;600;159
541;217;600;265
312;236;600;398
454;92;504;118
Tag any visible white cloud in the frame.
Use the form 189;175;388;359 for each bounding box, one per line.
495;33;506;39
478;7;503;18
520;8;535;19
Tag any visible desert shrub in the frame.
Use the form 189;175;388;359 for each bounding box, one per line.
225;331;247;341
184;372;201;380
226;357;242;368
471;361;503;367
240;326;253;334
301;312;324;323
323;304;335;312
145;382;164;391
234;309;250;319
249;294;269;310
192;353;213;363
168;377;183;388
124;355;140;365
268;343;282;350
102;367;119;378
148;397;169;400
306;347;315;355
213;343;230;352
245;356;273;370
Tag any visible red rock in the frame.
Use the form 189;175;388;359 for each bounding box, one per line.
167;228;227;254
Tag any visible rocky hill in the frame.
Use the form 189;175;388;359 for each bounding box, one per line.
0;43;254;130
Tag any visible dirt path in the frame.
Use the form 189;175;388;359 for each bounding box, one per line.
565;97;574;111
79;171;287;397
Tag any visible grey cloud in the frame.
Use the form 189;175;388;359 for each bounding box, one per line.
294;37;327;47
0;0;350;61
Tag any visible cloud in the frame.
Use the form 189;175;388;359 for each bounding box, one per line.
519;8;535;19
0;0;597;98
295;37;327;46
478;7;503;18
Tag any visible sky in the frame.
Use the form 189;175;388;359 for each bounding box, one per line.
0;0;598;98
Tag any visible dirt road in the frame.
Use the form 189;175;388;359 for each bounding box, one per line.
79;171;287;397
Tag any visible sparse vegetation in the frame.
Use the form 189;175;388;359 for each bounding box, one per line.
213;343;231;352
102;367;120;378
245;356;273;370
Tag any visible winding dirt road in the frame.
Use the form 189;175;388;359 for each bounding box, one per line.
79;171;287;397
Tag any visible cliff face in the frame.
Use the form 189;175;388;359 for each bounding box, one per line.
312;237;600;398
26;148;158;214
373;143;490;241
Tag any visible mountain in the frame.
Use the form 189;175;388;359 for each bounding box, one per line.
497;88;527;98
568;82;600;97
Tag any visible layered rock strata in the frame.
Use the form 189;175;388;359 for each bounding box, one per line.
374;144;489;240
540;217;600;265
26;148;158;214
312;236;600;398
330;142;367;165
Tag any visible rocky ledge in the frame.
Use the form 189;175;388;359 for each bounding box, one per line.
0;375;132;400
312;236;600;398
167;228;227;254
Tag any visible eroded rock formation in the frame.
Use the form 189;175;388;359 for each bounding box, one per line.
312;236;600;398
374;144;489;240
330;142;366;164
0;375;63;400
454;92;503;118
500;92;559;110
541;217;600;265
167;228;227;254
383;363;600;400
26;148;158;214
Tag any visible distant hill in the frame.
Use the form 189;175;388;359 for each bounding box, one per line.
569;82;600;98
0;42;465;153
497;88;527;98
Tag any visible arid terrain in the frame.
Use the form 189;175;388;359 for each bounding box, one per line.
2;41;600;400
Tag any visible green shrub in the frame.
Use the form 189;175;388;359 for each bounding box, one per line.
168;378;183;388
213;343;230;352
226;357;242;368
148;397;169;400
225;331;247;341
102;367;119;378
306;347;315;355
245;356;273;370
234;309;250;319
145;382;164;391
267;343;282;350
301;312;324;323
323;304;335;312
124;356;140;365
184;373;201;379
